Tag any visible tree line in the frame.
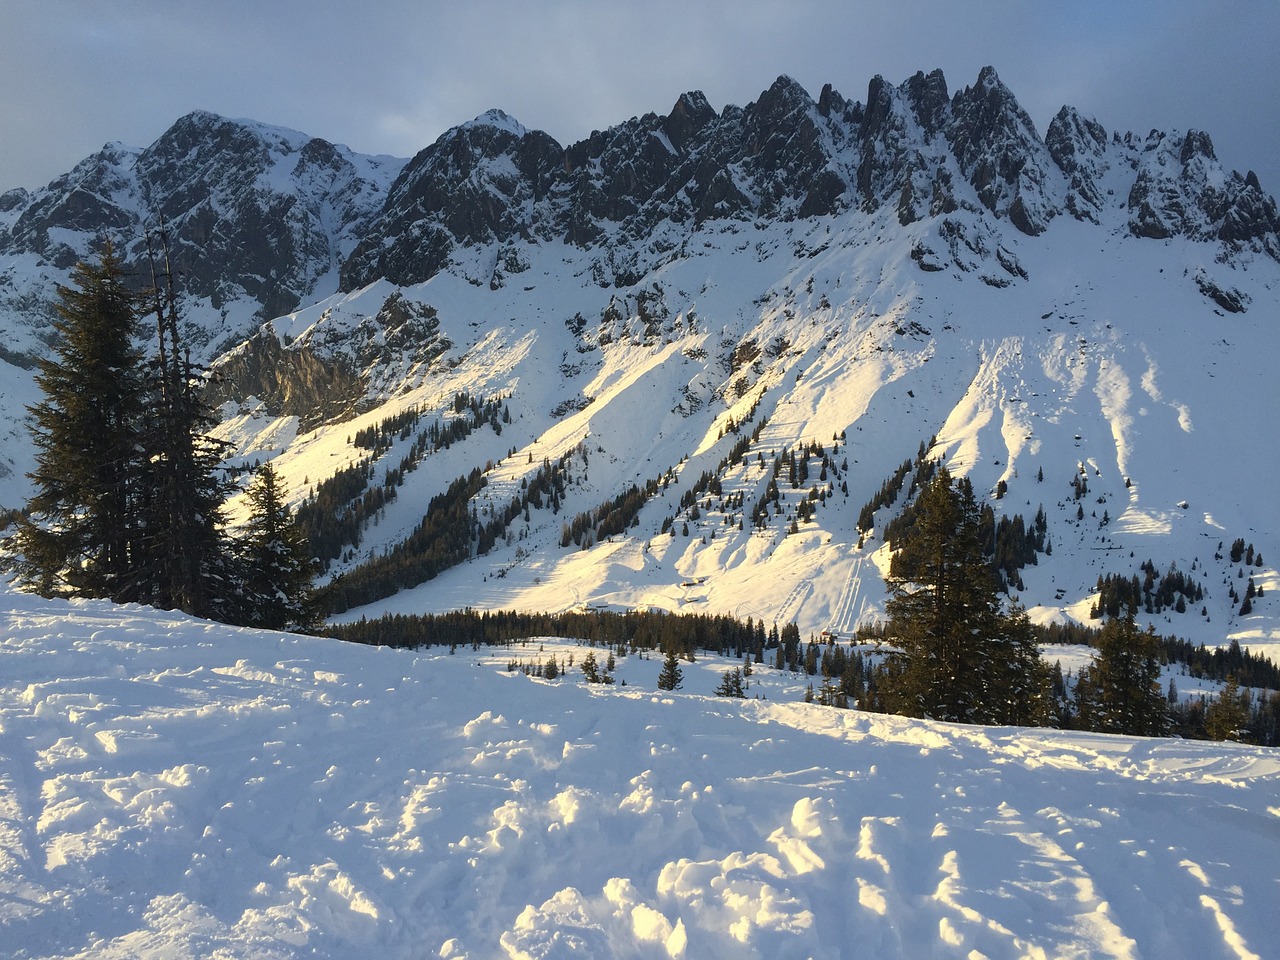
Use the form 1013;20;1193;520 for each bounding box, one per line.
326;606;782;658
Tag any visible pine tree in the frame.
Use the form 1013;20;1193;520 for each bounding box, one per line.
878;467;1035;723
131;230;237;619
1204;675;1251;741
657;649;684;691
715;667;746;697
6;243;148;600
988;604;1053;726
1075;608;1168;736
236;463;317;630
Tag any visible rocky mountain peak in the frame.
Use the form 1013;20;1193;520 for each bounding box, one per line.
739;75;848;217
1125;127;1279;257
904;68;950;137
824;82;859;122
1180;129;1217;164
948;65;1062;235
340;113;563;290
0;109;401;361
752;75;814;116
860;74;896;143
5;140;140;267
664;91;716;151
462;108;528;138
1045;105;1109;222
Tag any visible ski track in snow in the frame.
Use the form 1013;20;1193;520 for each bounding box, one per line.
827;553;876;637
2;592;1278;959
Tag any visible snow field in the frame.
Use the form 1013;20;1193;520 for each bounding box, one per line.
3;591;1279;959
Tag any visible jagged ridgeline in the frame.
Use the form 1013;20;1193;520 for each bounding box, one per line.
3;65;1276;366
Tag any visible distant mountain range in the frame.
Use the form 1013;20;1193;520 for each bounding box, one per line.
2;66;1277;655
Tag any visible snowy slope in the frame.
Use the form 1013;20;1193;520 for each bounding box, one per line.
235;200;1280;661
2;589;1277;959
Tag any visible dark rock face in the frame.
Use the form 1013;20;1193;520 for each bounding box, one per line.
1123;129;1278;256
1194;272;1249;313
904;69;950;139
947;66;1058;235
739;76;846;218
1045;106;1109;222
664;91;718;152
206;291;452;428
0;188;29;213
342;112;562;289
132;112;395;322
6;143;140;267
206;329;366;430
1218;172;1280;253
349;291;451;374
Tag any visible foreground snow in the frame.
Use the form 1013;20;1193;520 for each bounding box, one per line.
2;592;1277;959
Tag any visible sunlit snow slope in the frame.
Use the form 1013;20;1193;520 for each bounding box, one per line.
211;204;1280;658
2;591;1277;959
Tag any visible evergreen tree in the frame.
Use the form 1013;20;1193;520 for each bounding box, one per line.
1075;608;1168;736
131;231;238;619
657;649;684;691
715;667;747;698
235;463;317;630
6;243;149;601
878;467;1038;723
988;604;1053;726
1204;675;1251;741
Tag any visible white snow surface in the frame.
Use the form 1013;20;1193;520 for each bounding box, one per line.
2;588;1278;959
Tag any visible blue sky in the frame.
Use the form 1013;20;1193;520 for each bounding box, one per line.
3;0;1278;195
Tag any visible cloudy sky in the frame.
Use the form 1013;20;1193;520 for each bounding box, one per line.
4;0;1279;195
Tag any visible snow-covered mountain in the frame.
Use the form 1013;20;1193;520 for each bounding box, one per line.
2;67;1278;657
0;110;404;361
3;591;1277;958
